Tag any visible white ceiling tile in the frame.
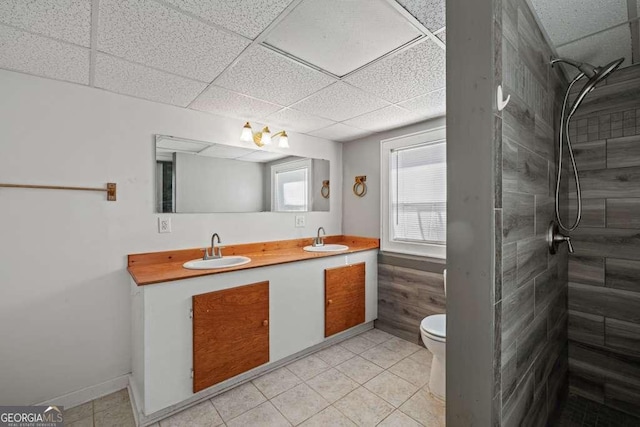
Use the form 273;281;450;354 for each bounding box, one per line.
98;0;250;82
531;0;627;46
308;123;373;142
264;108;335;134
190;85;283;121
264;0;421;76
0;24;89;84
160;0;294;39
556;25;632;79
395;0;445;33
291;82;389;122
344;39;445;103
94;54;207;107
215;46;336;105
436;30;446;44
0;0;91;46
398;88;445;119
343;105;423;132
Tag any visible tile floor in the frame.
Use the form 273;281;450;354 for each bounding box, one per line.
552;394;640;427
64;328;445;426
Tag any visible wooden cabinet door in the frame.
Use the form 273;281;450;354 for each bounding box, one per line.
325;263;365;337
192;281;269;393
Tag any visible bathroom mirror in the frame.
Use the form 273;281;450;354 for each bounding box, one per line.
155;135;330;213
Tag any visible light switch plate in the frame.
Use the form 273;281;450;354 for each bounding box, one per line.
295;215;306;228
158;217;172;233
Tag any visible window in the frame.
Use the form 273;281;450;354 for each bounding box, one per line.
271;159;312;212
381;127;446;258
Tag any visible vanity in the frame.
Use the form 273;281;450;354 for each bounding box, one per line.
127;235;379;424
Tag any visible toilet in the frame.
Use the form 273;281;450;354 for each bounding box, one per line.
420;313;446;400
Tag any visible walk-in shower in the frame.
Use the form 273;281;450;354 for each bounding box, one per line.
547;57;625;254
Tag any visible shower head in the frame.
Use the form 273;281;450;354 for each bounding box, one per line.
551;57;625;117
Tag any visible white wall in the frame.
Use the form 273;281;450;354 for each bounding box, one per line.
342;118;445;238
0;70;342;405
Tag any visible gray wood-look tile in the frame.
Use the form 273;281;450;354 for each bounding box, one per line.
502;368;534;426
569;373;605;404
605;383;640;418
606;258;640;292
570;227;640;260
575;166;640;199
568;198;606;228
533;117;554;162
502;279;535;352
573;140;607;171
568;256;605;286
504;192;535;243
568;282;640;324
568;310;604;346
605;318;640;355
607;135;640;169
535;196;554;235
607;198;640;229
533;264;559;316
574;78;640;118
503;242;518;299
515;309;547;373
516;236;547;286
518;146;548;195
503;137;518;192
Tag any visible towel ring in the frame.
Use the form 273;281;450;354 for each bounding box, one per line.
321;180;330;199
353;176;367;197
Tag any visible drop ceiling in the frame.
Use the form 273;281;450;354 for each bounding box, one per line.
0;0;446;142
529;0;640;78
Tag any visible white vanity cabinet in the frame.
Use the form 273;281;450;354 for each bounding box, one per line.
130;249;377;422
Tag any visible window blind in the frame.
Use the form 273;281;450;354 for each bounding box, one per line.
274;167;308;211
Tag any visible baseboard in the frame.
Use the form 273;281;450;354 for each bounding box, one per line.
36;374;129;410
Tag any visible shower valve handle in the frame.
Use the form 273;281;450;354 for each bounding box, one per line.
548;222;575;254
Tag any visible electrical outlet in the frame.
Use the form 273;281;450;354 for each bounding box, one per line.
158;217;172;233
295;215;306;228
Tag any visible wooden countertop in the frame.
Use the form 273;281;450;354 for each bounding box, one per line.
128;235;379;286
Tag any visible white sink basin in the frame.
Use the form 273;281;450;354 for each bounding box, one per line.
183;256;251;270
303;244;349;252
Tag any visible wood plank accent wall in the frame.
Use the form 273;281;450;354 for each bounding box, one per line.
566;64;640;418
495;0;570;424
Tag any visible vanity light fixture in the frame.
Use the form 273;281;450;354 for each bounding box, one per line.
240;122;289;148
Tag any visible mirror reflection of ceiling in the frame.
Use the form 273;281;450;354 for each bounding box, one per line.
0;0;446;142
529;0;639;78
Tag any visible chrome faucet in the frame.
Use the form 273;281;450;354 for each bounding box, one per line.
204;233;223;260
313;227;326;247
547;222;574;254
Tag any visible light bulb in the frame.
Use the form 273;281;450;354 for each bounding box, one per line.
279;131;289;148
240;122;253;142
261;127;272;145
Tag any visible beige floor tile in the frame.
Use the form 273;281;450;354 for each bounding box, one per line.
381;337;422;358
270;383;329;425
94;401;135;427
64;401;93;424
360;344;406;369
67;416;93;427
211;382;266;422
286;355;330;381
226;402;290;427
306;368;358;403
299;406;356;427
252;367;302;399
314;345;355;366
333;387;394;426
408;349;433;366
335;356;384;385
94;389;130;413
389;357;431;388
377;410;422;427
399;388;445;426
339;336;377;354
159;401;223;427
359;329;394;344
363;371;418;408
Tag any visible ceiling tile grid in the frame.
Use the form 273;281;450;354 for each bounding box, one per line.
398;87;446;118
264;108;336;133
343;105;423;132
290;82;390;122
308;123;373;142
214;45;336;105
159;0;295;40
344;39;445;103
189;85;283;121
94;54;207;107
395;0;445;33
98;0;250;82
0;0;91;47
0;24;90;84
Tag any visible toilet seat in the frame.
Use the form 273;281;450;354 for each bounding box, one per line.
421;314;446;341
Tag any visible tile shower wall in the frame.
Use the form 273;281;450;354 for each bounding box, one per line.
565;64;640;418
494;0;569;425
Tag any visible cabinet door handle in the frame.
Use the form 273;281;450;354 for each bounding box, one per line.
262;320;269;327
327;299;333;305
